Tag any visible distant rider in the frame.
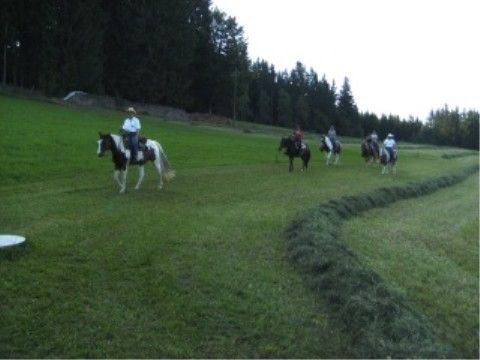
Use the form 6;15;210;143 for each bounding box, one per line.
383;133;397;160
293;124;304;153
328;125;337;150
370;130;379;153
121;107;141;162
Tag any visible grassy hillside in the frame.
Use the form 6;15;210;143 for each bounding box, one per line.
0;95;478;357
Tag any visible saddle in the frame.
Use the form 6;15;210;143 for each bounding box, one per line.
295;141;306;155
122;134;148;151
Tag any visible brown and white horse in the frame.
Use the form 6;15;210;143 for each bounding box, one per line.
319;135;341;165
379;145;398;175
97;133;175;193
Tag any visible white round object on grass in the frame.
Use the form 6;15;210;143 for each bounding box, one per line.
0;235;26;249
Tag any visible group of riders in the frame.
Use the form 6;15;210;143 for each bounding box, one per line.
121;106;397;164
292;124;397;160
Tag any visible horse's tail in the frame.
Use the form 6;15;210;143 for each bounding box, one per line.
152;140;176;182
160;152;176;181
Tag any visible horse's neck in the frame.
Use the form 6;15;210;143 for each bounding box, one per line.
110;134;125;154
324;137;332;150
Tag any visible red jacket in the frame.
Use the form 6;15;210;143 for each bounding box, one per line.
293;129;303;141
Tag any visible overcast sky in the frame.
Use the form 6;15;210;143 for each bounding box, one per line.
212;0;479;121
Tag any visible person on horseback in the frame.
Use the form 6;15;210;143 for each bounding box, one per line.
292;124;304;154
383;133;397;160
328;125;337;150
370;130;379;153
121;107;141;162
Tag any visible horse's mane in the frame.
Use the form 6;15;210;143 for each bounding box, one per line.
107;134;125;153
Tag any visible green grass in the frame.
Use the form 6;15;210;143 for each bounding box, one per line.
0;94;478;357
341;173;479;358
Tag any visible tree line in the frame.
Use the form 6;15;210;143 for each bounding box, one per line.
1;0;478;149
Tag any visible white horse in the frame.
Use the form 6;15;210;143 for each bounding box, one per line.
97;133;175;193
319;135;341;165
379;145;398;175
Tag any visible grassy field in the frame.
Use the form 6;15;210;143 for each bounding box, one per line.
0;95;478;358
341;173;479;357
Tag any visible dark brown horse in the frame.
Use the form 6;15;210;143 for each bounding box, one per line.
361;139;379;164
278;136;311;172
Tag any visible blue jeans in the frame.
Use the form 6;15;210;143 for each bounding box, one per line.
127;132;139;161
386;147;394;160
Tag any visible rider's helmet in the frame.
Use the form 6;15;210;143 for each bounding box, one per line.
387;133;394;138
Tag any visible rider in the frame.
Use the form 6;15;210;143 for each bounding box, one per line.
370;130;379;153
293;124;304;153
383;133;397;160
121;107;141;162
328;125;337;150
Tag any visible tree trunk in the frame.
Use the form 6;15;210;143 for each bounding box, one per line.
2;20;7;87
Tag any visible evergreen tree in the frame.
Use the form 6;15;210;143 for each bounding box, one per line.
336;77;360;136
209;8;249;117
38;0;104;95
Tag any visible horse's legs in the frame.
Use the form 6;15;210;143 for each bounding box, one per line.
334;153;340;165
114;170;127;193
289;157;293;172
113;170;123;188
119;169;127;193
134;165;145;190
154;160;163;189
326;152;332;165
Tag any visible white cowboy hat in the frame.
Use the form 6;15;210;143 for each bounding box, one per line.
126;107;136;114
387;133;394;137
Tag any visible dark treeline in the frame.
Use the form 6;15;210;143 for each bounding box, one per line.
1;0;478;149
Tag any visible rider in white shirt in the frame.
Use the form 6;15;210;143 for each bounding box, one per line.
383;133;397;160
328;125;337;150
122;107;141;162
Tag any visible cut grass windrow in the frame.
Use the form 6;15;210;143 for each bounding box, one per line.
286;165;479;358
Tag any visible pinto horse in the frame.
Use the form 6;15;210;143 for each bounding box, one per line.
319;135;341;165
379;145;398;175
97;132;175;193
278;136;311;172
361;139;379;164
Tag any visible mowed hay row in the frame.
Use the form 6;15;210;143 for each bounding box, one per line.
286;165;479;358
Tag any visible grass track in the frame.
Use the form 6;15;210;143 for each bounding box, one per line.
0;95;478;357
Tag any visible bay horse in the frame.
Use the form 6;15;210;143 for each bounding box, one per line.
278;136;311;172
361;138;379;164
319;135;341;165
97;132;175;193
379;145;398;175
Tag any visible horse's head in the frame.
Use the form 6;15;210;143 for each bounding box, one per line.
279;137;289;151
319;135;331;152
97;132;114;157
361;141;369;156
